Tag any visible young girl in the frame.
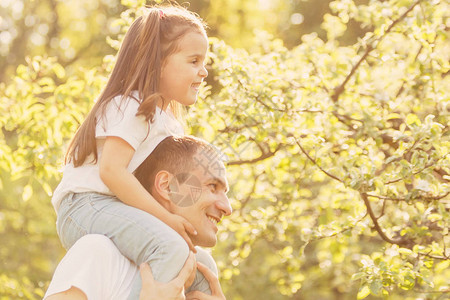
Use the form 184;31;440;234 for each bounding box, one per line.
52;5;209;298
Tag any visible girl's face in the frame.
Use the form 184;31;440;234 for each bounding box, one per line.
159;31;208;107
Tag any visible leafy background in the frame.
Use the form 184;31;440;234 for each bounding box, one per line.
0;0;449;299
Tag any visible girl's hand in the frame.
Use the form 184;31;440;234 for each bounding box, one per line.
185;262;226;300
139;251;196;300
167;214;197;253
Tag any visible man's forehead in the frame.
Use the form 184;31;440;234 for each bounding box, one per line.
192;149;227;179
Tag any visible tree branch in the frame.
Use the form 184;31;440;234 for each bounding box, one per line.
238;171;265;213
294;137;344;183
227;143;283;166
366;192;450;202
418;251;449;261
360;192;412;247
331;0;422;103
307;57;330;93
331;45;373;102
217;123;262;134
311;212;367;242
376;199;387;219
385;158;444;185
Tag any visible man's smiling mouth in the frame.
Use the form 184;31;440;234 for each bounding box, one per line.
207;215;219;225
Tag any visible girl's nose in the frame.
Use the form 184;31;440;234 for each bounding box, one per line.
199;65;208;78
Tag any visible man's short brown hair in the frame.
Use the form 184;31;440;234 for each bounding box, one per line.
134;135;219;193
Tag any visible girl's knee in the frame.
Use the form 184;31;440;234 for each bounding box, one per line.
161;234;190;264
146;234;190;283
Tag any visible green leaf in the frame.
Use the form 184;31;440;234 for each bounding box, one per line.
370;280;382;296
357;285;371;299
351;272;365;281
22;184;33;202
405;114;421;126
398;248;413;255
52;64;66;79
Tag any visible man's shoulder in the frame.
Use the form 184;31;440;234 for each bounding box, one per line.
195;247;218;276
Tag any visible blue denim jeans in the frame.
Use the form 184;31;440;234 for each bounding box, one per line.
56;192;213;299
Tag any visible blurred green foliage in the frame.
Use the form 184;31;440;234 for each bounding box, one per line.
1;0;449;299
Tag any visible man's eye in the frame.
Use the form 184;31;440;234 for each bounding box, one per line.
208;184;217;191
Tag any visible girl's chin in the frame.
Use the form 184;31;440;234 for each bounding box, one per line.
182;97;197;106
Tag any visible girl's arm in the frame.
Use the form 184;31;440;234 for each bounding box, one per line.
99;136;197;251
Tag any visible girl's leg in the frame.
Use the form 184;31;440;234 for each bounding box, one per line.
56;192;189;285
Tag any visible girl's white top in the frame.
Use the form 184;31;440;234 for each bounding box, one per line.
51;92;184;212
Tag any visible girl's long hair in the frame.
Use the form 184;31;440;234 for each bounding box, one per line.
65;5;207;167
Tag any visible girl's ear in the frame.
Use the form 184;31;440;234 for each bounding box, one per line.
153;170;175;210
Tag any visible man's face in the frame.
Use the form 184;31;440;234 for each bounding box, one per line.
168;150;232;247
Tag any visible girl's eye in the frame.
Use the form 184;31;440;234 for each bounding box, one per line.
191;60;198;64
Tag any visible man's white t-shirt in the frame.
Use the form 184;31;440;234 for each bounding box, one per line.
52;93;184;212
44;235;218;299
44;234;138;300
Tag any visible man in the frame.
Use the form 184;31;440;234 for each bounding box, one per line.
45;135;231;299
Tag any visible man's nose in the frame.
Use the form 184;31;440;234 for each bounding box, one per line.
217;194;232;216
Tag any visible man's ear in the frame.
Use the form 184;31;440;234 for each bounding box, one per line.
153;170;175;211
